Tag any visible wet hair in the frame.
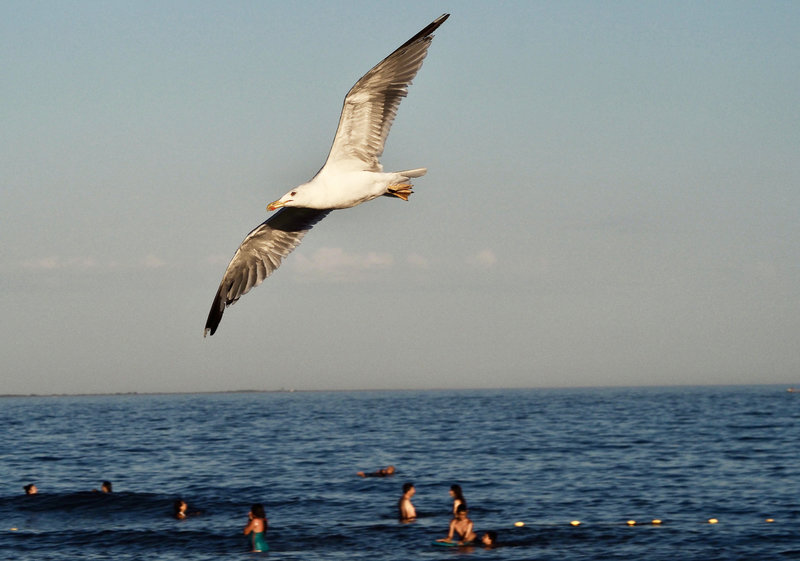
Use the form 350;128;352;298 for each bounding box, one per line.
451;484;466;503
456;503;468;514
251;503;266;519
402;482;414;494
101;481;112;492
485;531;497;544
23;484;35;494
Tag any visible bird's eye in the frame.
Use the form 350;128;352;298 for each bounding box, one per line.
290;191;297;196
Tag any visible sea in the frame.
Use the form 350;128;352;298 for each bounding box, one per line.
1;386;798;560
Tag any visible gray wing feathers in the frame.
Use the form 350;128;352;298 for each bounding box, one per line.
222;225;301;301
324;14;449;170
204;208;330;336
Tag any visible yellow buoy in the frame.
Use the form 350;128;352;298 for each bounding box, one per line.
10;528;18;531
514;521;524;527
569;520;581;526
765;518;774;523
626;520;636;526
708;518;718;524
651;519;662;525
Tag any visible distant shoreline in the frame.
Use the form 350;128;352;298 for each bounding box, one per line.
0;389;301;399
1;383;795;399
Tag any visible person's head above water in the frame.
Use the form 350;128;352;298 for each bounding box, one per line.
382;465;396;475
402;482;415;495
250;503;266;520
455;503;468;517
23;484;37;495
481;531;497;546
173;499;188;519
101;481;112;493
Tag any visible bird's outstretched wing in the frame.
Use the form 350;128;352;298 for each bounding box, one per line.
204;15;448;336
321;13;449;172
204;208;331;336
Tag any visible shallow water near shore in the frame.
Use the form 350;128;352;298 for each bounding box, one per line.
2;386;799;560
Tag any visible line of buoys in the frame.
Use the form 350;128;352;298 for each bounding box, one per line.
516;516;782;528
514;518;775;528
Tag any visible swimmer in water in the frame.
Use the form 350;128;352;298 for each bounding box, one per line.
173;499;188;519
243;503;269;552
398;482;417;521
93;481;113;493
23;484;38;495
479;531;497;547
173;498;202;519
437;504;477;544
357;465;396;477
449;484;466;515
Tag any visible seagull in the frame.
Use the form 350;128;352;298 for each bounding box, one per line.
204;13;449;336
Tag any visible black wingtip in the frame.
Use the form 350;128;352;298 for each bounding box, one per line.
204;290;224;337
398;13;450;50
421;13;449;37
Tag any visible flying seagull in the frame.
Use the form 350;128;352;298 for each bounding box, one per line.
204;13;449;336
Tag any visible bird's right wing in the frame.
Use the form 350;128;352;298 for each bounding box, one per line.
204;207;331;336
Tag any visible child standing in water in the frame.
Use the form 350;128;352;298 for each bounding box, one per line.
243;503;269;552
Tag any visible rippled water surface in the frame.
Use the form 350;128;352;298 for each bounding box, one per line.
2;386;799;560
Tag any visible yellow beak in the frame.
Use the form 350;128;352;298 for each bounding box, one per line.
267;200;284;211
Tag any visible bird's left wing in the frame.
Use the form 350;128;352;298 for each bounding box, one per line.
204;207;331;336
321;13;449;172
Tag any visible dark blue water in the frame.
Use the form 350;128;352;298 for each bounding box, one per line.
1;386;798;560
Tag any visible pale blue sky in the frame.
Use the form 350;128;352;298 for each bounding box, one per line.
2;1;798;394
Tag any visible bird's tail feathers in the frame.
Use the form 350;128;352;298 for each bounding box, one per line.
399;167;427;178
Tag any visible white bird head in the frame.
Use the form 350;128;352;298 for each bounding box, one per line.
267;187;302;211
